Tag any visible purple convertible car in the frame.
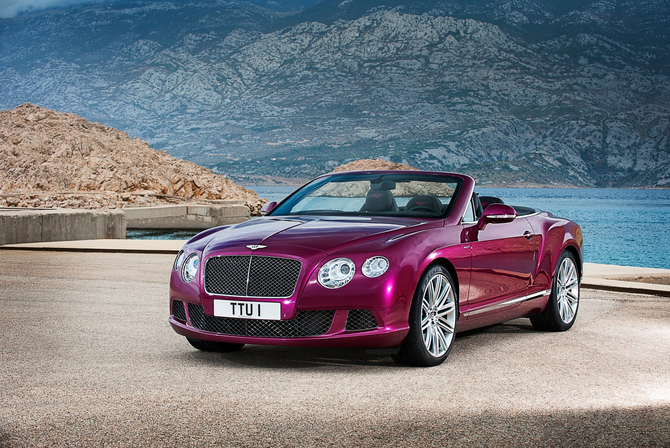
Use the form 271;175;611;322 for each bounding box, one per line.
169;171;582;366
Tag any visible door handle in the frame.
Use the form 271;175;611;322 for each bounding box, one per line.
523;231;535;240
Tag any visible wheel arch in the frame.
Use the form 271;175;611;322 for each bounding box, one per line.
562;244;582;280
422;257;461;315
537;220;583;288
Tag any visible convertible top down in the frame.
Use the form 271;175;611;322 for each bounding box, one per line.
170;171;582;366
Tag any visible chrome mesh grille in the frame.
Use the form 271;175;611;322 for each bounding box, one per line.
345;309;378;331
205;255;302;298
187;305;334;338
172;300;186;322
205;256;249;296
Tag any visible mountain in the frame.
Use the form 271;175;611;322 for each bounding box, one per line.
1;0;669;187
238;0;324;12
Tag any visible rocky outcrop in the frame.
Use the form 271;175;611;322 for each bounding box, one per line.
333;158;417;172
0;104;265;213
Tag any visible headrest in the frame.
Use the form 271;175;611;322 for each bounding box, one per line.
370;180;396;190
365;189;394;212
405;195;442;213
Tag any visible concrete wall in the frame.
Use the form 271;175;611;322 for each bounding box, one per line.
0;203;249;245
0;208;126;245
124;204;250;229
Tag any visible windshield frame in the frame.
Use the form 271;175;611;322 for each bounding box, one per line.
269;171;464;219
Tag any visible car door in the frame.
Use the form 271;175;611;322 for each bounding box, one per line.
462;196;540;317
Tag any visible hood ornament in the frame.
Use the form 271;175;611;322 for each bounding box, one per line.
247;244;267;250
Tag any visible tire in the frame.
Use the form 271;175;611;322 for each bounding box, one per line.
186;338;245;353
530;251;580;331
393;265;458;367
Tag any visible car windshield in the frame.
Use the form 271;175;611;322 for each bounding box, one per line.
270;172;462;218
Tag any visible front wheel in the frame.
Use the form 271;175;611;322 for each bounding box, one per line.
392;265;458;367
530;251;580;331
186;338;245;353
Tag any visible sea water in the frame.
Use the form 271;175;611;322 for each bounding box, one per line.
478;187;670;270
130;186;670;270
250;185;670;270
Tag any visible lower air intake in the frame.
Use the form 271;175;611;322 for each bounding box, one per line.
172;300;187;322
345;309;378;331
187;304;334;338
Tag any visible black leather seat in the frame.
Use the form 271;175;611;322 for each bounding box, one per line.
361;189;398;212
405;195;442;214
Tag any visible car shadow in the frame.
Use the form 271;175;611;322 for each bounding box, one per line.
456;318;536;339
175;318;538;370
176;344;399;370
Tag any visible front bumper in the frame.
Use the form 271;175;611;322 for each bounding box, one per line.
169;301;409;348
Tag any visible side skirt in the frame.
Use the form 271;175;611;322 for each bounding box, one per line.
463;289;552;318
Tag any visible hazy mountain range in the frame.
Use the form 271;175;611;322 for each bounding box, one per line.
1;0;669;187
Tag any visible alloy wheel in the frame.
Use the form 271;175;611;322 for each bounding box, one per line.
421;273;457;358
556;257;579;324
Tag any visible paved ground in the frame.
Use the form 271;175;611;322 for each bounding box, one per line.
1;250;669;447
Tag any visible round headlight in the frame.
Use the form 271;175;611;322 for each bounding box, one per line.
362;256;389;278
182;254;199;283
173;250;186;270
318;258;355;289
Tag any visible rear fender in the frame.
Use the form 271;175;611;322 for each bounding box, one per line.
530;218;583;291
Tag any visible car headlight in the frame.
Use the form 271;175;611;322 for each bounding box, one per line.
362;256;389;278
182;254;199;283
173;250;186;270
318;258;355;289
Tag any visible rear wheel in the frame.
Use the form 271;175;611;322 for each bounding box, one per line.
393;265;457;367
530;251;580;331
186;338;245;353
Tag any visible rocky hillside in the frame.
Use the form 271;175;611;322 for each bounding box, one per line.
0;1;669;187
333;158;417;172
0;104;264;213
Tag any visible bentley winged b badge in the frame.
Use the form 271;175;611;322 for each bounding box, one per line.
246;245;267;250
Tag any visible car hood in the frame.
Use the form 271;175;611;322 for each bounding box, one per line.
204;216;434;254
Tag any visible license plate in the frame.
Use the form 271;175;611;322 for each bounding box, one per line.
213;299;281;320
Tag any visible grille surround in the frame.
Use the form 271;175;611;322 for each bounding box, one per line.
345;309;379;332
204;255;302;298
187;304;333;338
